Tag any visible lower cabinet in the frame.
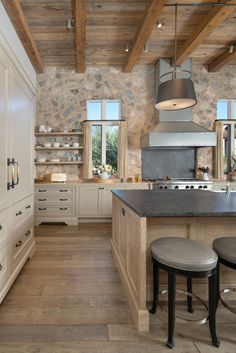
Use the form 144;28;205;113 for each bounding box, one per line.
79;186;100;217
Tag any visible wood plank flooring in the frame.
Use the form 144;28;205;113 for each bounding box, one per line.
0;224;235;353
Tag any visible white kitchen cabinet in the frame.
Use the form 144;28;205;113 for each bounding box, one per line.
79;186;100;217
0;47;9;212
8;69;35;205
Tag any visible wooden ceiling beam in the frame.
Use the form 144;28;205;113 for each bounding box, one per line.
174;1;236;66
74;0;86;73
123;0;165;73
2;0;43;73
208;43;236;71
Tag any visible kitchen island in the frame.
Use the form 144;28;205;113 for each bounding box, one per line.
111;189;236;332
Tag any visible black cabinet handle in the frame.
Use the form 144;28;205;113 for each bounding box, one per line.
0;225;2;231
99;187;104;190
25;205;31;209
38;207;46;210
25;230;31;237
16;211;22;216
59;198;68;201
38;190;46;192
0;264;2;271
38;199;46;201
16;240;23;248
59;208;68;210
60;190;68;192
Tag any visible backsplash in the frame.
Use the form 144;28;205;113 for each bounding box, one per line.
36;64;236;180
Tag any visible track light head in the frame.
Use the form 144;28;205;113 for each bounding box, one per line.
156;19;163;29
67;19;75;29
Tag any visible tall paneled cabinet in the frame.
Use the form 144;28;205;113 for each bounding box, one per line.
0;11;36;302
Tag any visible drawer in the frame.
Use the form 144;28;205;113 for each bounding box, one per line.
0;209;8;248
12;196;33;227
35;205;76;217
35;196;75;205
0;246;10;291
35;186;76;196
13;224;33;261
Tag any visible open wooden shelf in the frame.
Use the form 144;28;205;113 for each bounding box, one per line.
35;162;83;165
35;147;84;151
35;132;83;136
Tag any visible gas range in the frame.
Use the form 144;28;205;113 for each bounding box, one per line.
150;178;212;191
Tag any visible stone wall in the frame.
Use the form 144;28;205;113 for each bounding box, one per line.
36;65;154;180
36;64;236;180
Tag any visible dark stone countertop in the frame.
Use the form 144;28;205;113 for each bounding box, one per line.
111;189;236;217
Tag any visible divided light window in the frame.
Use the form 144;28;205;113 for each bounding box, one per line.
87;99;121;121
217;99;236;120
87;100;121;175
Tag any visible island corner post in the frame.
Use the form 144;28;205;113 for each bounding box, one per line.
111;192;236;332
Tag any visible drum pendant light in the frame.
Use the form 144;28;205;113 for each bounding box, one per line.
155;4;197;111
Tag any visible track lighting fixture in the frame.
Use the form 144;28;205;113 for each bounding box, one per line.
67;19;75;29
228;45;234;54
125;43;132;53
144;44;148;53
156;20;163;29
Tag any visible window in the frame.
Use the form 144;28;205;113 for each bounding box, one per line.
87;100;121;175
87;99;121;121
217;99;236;120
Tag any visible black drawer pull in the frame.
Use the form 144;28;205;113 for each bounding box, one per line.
59;208;68;210
99;187;104;190
38;199;46;201
38;207;46;211
0;225;2;231
59;198;68;201
0;264;2;271
60;190;68;192
25;230;31;237
122;208;126;216
16;240;23;248
25;205;31;209
38;190;46;192
16;211;22;216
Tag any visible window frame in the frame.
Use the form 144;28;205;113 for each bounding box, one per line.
91;120;119;171
217;99;236;120
87;99;121;121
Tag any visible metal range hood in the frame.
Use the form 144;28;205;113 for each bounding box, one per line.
141;59;216;149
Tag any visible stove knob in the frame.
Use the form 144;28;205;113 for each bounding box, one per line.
198;185;203;189
160;186;163;190
190;185;194;189
175;185;179;189
164;186;168;189
185;185;189;189
203;185;208;189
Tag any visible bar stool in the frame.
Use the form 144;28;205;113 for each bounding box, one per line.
149;237;219;349
213;237;236;314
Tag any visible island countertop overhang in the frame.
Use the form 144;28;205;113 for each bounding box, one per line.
111;189;236;217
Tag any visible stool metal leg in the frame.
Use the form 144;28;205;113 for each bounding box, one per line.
150;258;159;314
208;273;220;348
187;277;194;313
166;272;176;349
216;261;220;311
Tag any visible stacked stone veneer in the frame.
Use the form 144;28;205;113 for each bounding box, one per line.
36;64;236;180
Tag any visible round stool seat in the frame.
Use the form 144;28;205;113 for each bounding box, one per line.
213;237;236;265
151;237;218;272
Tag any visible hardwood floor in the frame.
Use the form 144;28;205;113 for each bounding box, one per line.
0;224;235;353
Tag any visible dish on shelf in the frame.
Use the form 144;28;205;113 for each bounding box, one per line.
53;142;60;148
36;158;46;163
35;145;42;148
43;143;51;148
72;142;79;147
62;143;70;148
49;159;60;163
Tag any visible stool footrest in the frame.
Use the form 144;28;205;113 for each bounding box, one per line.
220;288;236;315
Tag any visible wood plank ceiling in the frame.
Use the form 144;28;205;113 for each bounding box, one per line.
16;0;236;71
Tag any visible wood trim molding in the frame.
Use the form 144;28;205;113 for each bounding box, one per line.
208;44;236;72
174;1;236;66
123;0;165;73
1;0;43;73
74;0;86;73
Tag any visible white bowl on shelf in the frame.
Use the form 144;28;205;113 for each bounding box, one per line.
53;142;60;148
44;143;51;148
63;143;70;148
36;158;46;163
49;159;60;163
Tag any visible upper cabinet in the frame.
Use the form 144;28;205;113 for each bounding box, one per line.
0;48;8;212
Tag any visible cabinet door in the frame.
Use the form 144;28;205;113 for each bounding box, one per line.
79;187;100;217
8;69;35;204
100;186;126;217
0;48;8;212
